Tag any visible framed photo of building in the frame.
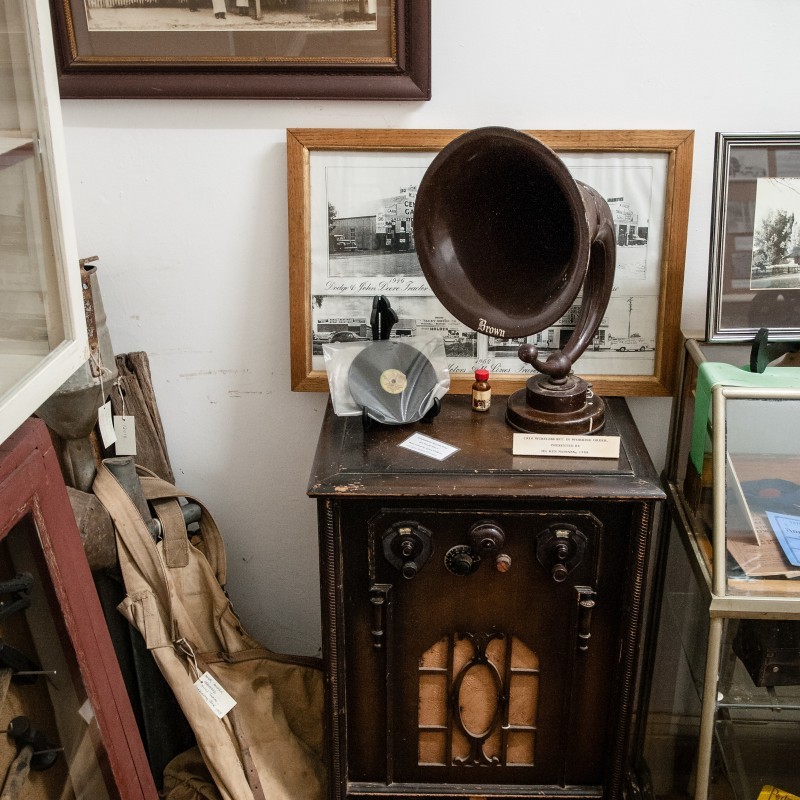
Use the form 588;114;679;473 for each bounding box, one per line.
707;132;800;342
49;0;430;100
287;128;694;396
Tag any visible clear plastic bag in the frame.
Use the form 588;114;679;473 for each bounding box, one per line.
323;334;450;425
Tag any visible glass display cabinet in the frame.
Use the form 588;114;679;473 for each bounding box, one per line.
0;0;87;444
636;336;800;800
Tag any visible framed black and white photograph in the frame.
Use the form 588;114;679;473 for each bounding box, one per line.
49;0;430;99
708;132;800;342
288;128;694;396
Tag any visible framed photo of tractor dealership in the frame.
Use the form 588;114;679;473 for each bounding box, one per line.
287;128;694;396
49;0;430;99
707;132;800;342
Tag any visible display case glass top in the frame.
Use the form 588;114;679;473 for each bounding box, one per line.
723;395;800;598
669;336;800;609
0;0;86;444
635;334;800;800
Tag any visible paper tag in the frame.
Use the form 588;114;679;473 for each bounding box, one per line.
98;401;116;448
513;433;621;459
399;432;459;461
194;671;236;719
78;698;95;724
766;511;800;567
113;415;137;456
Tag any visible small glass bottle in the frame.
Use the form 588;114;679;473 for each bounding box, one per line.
471;369;491;412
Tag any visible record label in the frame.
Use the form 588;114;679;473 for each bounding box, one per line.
380;369;407;394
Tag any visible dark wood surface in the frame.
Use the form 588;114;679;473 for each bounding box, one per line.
309;394;663;499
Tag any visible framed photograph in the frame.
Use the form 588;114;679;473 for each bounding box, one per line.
49;0;430;100
707;132;800;342
288;128;694;396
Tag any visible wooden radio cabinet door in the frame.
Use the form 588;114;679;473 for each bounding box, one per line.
338;501;636;792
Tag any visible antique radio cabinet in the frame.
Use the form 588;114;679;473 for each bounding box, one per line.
309;395;664;800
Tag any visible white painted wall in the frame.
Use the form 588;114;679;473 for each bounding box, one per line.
59;0;799;656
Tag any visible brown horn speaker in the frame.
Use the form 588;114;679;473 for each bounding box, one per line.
414;127;616;434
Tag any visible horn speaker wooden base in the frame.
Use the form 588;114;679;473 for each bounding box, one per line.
506;374;606;434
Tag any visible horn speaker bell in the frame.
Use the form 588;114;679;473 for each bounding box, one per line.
414;127;616;434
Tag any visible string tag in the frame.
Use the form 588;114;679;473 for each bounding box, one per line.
194;672;237;718
92;349;115;448
114;416;136;455
98;401;116;448
113;380;136;455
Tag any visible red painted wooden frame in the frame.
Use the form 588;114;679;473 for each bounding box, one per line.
0;418;158;800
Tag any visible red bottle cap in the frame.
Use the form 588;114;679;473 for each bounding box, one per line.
474;369;489;381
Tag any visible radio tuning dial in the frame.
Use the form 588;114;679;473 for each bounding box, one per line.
445;545;478;576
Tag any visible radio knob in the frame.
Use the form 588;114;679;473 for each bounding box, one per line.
467;521;506;555
401;561;419;580
495;553;512;573
445;545;478;576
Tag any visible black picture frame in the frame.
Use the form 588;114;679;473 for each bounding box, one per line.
49;0;430;100
707;132;800;342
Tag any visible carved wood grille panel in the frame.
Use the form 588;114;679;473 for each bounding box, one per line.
418;632;539;768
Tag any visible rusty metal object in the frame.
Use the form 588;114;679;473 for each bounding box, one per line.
36;258;118;490
66;487;117;571
104;456;161;541
414;127;616;434
79;256;101;377
3;717;59;796
1;717;61;800
0;642;40;686
102;456;203;541
67;483;202;572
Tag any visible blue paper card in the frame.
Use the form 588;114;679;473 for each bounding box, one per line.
766;511;800;568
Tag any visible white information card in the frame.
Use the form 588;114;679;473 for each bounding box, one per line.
513;433;621;459
399;433;460;461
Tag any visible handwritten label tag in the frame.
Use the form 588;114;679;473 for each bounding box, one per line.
766;511;800;567
98;401;116;448
113;415;137;456
513;433;621;459
399;432;459;461
194;671;236;719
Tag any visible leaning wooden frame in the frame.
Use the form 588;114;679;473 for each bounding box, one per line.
287;128;693;396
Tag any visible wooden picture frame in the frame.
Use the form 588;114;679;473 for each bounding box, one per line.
288;129;694;397
0;419;157;799
707;132;800;342
49;0;430;100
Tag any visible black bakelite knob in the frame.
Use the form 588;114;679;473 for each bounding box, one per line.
445;545;477;576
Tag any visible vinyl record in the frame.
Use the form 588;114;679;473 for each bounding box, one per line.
348;340;439;425
742;479;800;511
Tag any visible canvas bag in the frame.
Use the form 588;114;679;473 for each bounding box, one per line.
92;461;327;800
